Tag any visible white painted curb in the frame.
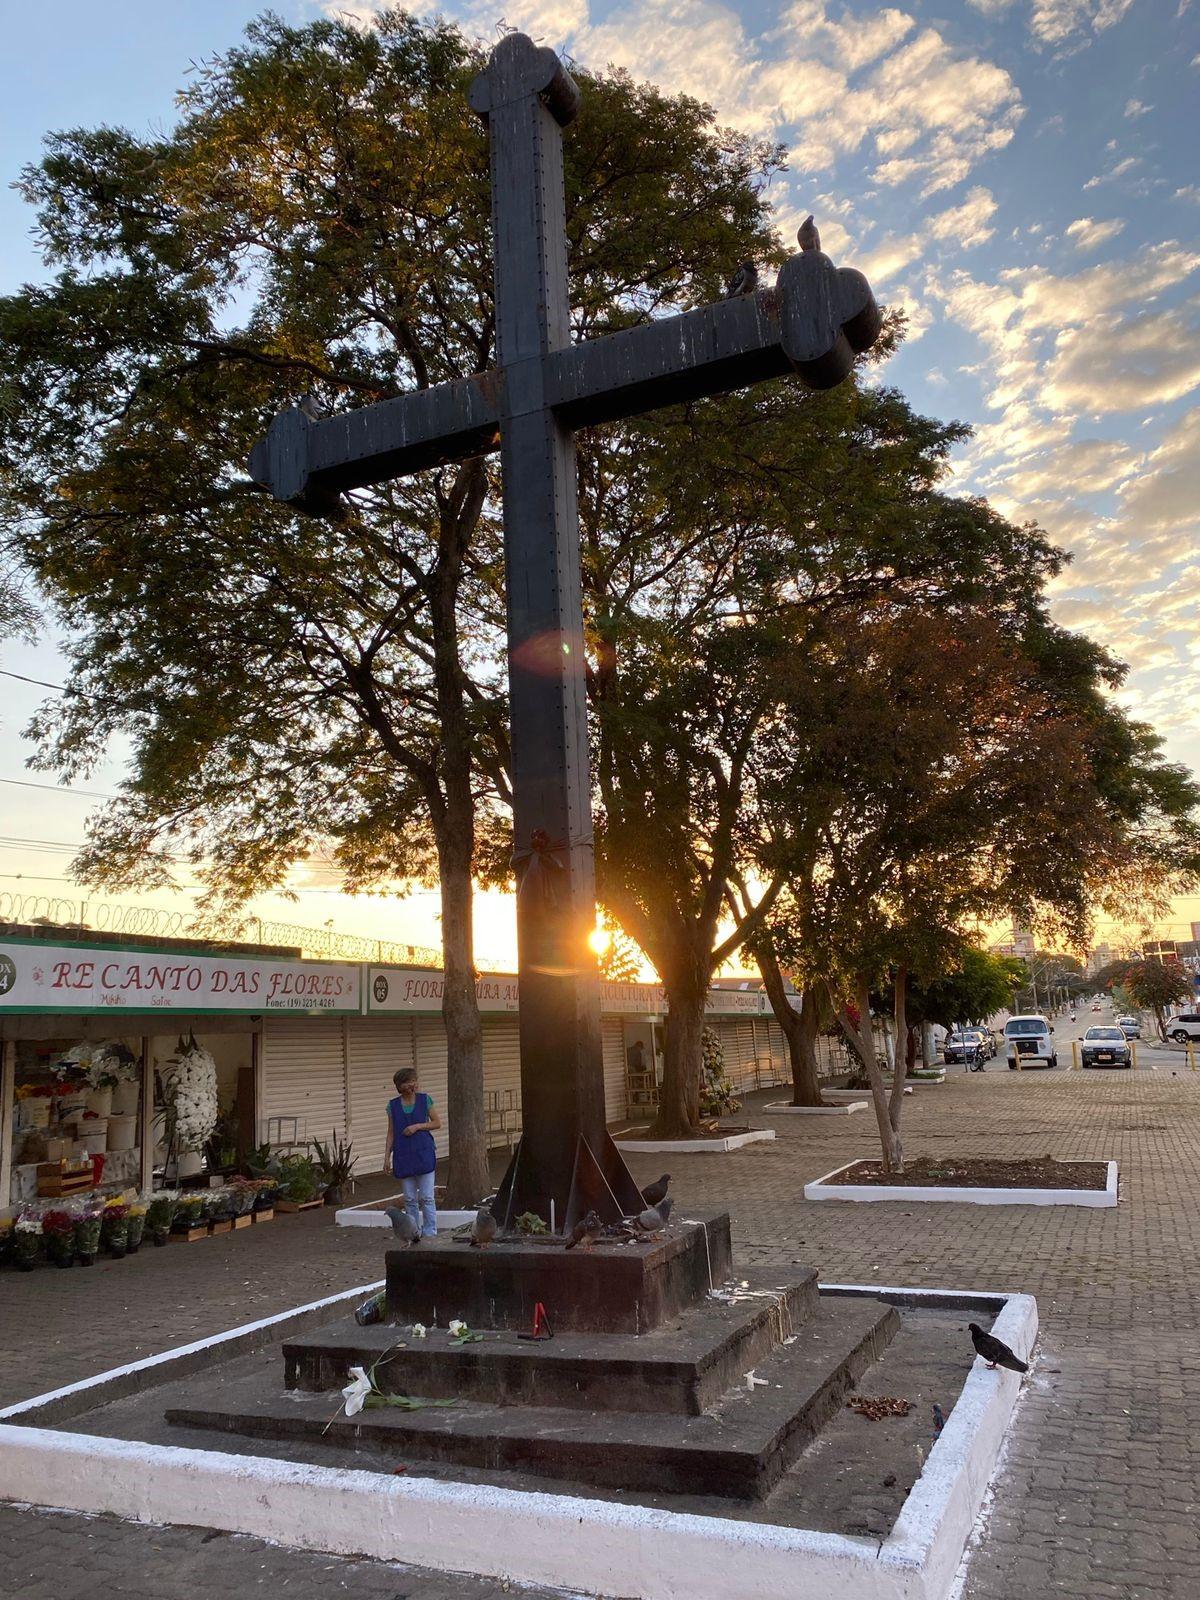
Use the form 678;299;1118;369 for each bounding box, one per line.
615;1129;776;1154
0;1282;1035;1600
764;1101;868;1116
805;1159;1118;1208
335;1197;477;1231
822;1088;913;1102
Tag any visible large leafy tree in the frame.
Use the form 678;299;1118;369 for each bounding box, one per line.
1117;958;1193;1039
0;9;780;1197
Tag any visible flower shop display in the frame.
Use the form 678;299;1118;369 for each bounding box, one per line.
311;1131;356;1206
73;1204;103;1265
106;1112;138;1151
276;1152;324;1209
161;1033;219;1173
251;1176;278;1220
145;1191;178;1245
42;1208;76;1268
13;1215;43;1270
172;1193;208;1239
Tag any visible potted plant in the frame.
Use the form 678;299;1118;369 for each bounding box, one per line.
73;1204;103;1265
42;1208;76;1268
126;1198;148;1252
13;1215;44;1270
277;1152;322;1207
311;1131;356;1206
227;1177;257;1220
172;1193;207;1236
101;1199;130;1258
145;1191;178;1245
251;1177;279;1220
203;1106;240;1174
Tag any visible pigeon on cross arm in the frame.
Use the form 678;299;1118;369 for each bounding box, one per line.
724;261;758;298
797;215;821;252
969;1322;1029;1373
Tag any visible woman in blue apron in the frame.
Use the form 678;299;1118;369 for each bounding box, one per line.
383;1067;442;1237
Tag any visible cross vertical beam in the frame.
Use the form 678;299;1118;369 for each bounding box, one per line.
470;38;639;1229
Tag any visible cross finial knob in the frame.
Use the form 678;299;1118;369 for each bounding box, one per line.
469;32;581;127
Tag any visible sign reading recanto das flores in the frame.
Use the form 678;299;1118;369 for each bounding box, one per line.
0;938;361;1015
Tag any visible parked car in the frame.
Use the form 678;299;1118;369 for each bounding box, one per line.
943;1031;987;1069
1004;1014;1057;1070
1080;1025;1132;1069
1167;1011;1200;1043
1116;1015;1142;1039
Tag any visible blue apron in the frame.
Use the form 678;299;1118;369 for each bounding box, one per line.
390;1093;437;1179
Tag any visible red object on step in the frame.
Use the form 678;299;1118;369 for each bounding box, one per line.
517;1301;553;1341
90;1154;106;1186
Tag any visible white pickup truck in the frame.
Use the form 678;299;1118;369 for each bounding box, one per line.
1004;1014;1057;1069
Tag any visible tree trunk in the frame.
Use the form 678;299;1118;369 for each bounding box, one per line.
436;827;489;1207
650;972;708;1138
835;977;903;1173
756;943;823;1105
888;966;909;1138
920;1021;936;1070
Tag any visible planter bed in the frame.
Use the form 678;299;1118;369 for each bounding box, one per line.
335;1196;479;1232
614;1128;775;1154
764;1101;868;1116
806;1155;1118;1207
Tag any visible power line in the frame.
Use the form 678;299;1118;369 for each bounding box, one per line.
0;776;120;800
0;668;70;693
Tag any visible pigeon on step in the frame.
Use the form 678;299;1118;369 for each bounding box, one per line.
630;1195;674;1237
469;1208;498;1249
640;1174;671;1207
565;1209;603;1251
384;1206;420;1247
969;1322;1028;1372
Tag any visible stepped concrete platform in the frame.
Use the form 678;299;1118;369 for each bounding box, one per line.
381;1212;732;1334
284;1266;819;1415
167;1291;898;1499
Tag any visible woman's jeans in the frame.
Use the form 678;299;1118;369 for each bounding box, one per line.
401;1169;437;1237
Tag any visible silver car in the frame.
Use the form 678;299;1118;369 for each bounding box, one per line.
1080;1025;1132;1069
1116;1015;1141;1039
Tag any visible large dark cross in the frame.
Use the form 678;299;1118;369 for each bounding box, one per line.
250;32;881;1233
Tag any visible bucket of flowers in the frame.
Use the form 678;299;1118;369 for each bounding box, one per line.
101;1198;131;1258
145;1191;178;1245
172;1193;208;1240
205;1186;235;1233
227;1177;257;1226
126;1197;148;1252
42;1208;76;1268
251;1176;279;1221
13;1214;44;1270
73;1202;103;1265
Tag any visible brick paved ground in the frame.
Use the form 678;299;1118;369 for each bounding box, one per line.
3;1067;1199;1599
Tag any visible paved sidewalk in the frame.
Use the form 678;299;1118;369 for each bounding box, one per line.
3;1068;1200;1598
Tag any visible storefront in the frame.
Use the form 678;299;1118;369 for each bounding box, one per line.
2;930;796;1210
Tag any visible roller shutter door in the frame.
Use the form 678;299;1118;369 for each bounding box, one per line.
346;1017;414;1171
725;1018;759;1093
602;1018;627;1123
260;1016;347;1147
411;1018;450;1159
482;1018;523;1147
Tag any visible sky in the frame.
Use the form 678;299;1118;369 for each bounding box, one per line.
2;0;1199;962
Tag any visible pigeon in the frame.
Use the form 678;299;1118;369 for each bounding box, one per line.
932;1403;946;1436
640;1174;671;1208
968;1322;1029;1373
797;214;821;253
724;261;758;298
298;393;325;421
565;1209;603;1251
384;1206;420;1247
469;1208;498;1249
630;1195;674;1237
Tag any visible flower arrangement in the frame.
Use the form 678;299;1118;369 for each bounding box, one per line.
13;1215;44;1269
699;1026;741;1118
73;1204;103;1264
277;1152;322;1204
161;1033;219;1155
41;1209;76;1268
56;1040;138;1089
173;1193;207;1232
145;1191;179;1245
101;1199;130;1257
252;1176;280;1211
126;1198;148;1252
336;1353;458;1420
227;1177;258;1217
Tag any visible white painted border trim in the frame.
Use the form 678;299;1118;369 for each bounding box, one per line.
334;1197;477;1230
0;1281;1035;1600
822;1087;913;1101
805;1158;1118;1208
614;1129;775;1154
764;1101;868;1116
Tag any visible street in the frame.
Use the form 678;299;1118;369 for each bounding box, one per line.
951;1001;1196;1074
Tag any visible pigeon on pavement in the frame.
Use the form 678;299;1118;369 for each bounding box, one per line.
724;261;758;298
384;1206;420;1247
469;1208;498;1249
565;1209;604;1251
969;1322;1029;1372
797;214;821;252
630;1195;674;1237
640;1174;671;1207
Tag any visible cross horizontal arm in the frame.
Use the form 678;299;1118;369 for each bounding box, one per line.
248;252;879;510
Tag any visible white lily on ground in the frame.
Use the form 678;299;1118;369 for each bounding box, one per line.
410;1322;427;1339
448;1319;466;1337
341;1365;374;1417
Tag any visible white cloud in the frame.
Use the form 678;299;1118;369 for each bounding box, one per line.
1084;156;1141;190
1123;98;1151;118
1001;437;1139;499
1064;216;1126;252
1116;407;1200;533
1028;1;1135;48
859;233;923;284
928;187;998;248
1044;304;1200;414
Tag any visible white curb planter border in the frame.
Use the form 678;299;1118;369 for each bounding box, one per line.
805;1158;1118;1208
822;1087;913;1102
764;1101;868;1116
0;1281;1035;1600
614;1129;775;1154
335;1195;477;1230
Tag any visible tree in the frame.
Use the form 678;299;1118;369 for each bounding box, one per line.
0;8;778;1197
1118;959;1193;1040
911;948;1025;1030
